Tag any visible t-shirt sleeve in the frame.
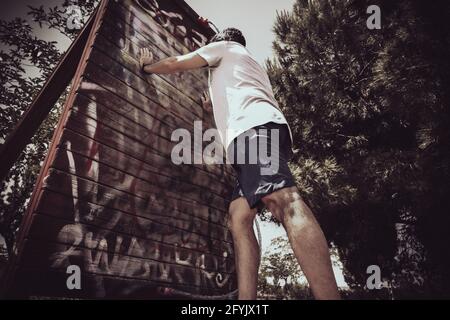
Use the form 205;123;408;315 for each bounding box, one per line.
194;41;225;67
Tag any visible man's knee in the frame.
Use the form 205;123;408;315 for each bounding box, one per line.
227;199;256;233
261;186;303;222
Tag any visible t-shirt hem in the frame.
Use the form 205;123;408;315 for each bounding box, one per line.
223;118;294;154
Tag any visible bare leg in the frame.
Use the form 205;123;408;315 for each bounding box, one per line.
262;187;340;300
227;197;259;300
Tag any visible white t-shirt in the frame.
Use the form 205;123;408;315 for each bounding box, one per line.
194;40;293;151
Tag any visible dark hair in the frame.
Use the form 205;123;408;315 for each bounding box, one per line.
208;28;246;47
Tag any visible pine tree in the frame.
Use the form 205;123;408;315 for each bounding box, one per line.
268;0;450;297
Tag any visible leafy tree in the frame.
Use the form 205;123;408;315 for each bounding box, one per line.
267;0;450;298
258;236;313;299
0;0;99;255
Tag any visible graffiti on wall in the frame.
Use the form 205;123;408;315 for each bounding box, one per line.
11;0;237;299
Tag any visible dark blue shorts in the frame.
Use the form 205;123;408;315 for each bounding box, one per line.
228;122;296;210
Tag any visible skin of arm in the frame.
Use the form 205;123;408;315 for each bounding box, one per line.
140;48;208;74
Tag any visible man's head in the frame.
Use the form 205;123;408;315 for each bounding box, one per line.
208;28;246;47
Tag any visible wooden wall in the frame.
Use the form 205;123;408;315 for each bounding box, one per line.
8;0;237;299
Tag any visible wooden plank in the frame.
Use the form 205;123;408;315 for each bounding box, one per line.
58;125;232;195
76;77;196;133
68;94;182;156
100;4;208;84
35;189;231;248
82;62;201;127
61;110;232;188
99;5;208;89
60;112;231;210
75;77;204;151
94;28;207;107
67;93;229;181
50;145;230;211
86;47;204;120
44;146;233;242
45;161;226;222
42;165;229;227
116;0;212;64
39;176;231;244
11;263;235;299
64;93;233;180
25;213;235;273
41;144;230;226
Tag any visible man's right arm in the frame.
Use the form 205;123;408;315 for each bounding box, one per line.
141;50;208;74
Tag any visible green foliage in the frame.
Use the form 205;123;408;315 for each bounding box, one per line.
258;236;313;299
0;1;99;255
267;0;450;297
27;1;99;41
